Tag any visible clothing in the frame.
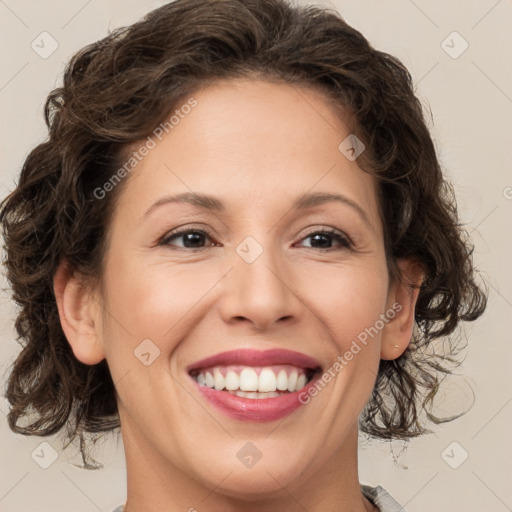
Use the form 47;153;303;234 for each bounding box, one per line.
361;484;406;511
112;484;406;512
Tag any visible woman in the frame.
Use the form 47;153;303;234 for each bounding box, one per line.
0;0;487;511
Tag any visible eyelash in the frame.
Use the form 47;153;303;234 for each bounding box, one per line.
158;226;353;251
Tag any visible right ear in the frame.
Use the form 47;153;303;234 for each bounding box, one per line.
53;259;105;365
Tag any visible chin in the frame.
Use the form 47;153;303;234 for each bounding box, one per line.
193;452;309;500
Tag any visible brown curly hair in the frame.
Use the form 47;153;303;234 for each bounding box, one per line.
0;0;487;468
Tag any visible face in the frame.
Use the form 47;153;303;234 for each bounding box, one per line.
68;79;412;500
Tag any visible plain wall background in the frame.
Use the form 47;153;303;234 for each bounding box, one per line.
1;1;511;511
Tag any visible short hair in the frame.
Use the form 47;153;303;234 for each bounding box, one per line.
0;0;487;467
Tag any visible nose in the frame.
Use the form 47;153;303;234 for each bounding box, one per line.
217;239;303;332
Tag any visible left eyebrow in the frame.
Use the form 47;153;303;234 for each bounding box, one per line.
142;191;372;229
291;192;372;229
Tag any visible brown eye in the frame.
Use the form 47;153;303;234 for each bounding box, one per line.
297;229;352;250
159;228;216;249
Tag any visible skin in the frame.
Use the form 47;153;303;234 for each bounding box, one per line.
54;78;423;512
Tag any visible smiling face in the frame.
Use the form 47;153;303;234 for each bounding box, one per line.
55;78;421;510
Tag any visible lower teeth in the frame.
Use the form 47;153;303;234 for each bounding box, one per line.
226;390;287;399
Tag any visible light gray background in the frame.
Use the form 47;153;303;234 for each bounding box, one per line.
1;1;511;511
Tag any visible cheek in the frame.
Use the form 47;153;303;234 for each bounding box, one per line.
102;239;388;362
303;261;389;349
102;253;222;350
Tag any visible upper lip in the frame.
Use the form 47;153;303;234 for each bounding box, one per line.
187;348;322;373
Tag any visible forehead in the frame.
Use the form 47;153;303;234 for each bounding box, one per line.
114;78;380;229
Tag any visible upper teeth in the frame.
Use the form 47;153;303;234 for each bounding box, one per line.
194;365;309;393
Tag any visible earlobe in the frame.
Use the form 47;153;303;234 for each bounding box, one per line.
380;258;424;360
53;259;105;365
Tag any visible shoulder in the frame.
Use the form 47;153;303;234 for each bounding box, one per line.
361;484;406;512
111;506;125;512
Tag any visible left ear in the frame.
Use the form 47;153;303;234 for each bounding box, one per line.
381;258;424;360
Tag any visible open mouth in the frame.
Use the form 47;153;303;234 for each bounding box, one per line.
186;349;323;419
189;364;322;399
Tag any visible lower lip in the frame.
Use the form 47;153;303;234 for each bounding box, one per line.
191;374;320;422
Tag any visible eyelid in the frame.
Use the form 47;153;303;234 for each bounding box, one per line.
157;224;218;247
297;226;353;249
158;223;354;253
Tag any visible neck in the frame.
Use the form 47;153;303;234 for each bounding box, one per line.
120;414;375;512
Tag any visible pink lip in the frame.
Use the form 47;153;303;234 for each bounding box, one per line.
191;373;322;422
186;349;322;422
187;348;322;372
